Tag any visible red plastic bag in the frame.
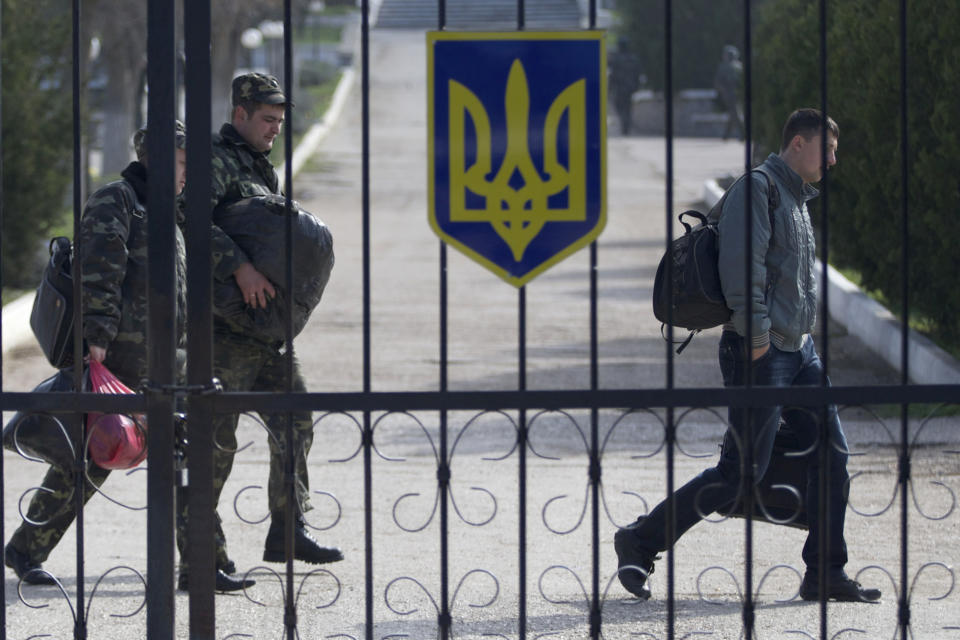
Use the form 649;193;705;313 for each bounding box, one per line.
86;360;147;469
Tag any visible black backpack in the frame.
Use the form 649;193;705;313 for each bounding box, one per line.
29;181;142;369
30;236;79;369
652;169;779;353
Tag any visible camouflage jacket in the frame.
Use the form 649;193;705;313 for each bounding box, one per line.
79;161;187;383
208;123;280;282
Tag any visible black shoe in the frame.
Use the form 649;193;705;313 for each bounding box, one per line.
263;514;344;565
800;573;881;602
4;544;56;586
614;520;656;600
177;569;255;593
219;559;236;575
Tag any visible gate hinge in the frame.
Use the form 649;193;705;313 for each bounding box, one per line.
588;457;602;484
139;378;223;397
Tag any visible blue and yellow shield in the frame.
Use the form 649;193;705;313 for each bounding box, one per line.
428;31;606;287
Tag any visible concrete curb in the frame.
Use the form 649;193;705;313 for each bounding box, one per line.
702;177;960;385
277;67;356;192
2;68;358;358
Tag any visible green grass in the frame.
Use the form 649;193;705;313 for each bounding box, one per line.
314;2;357;15
300;24;344;45
2;288;30;305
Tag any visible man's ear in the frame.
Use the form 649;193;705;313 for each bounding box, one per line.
789;134;807;152
232;105;245;123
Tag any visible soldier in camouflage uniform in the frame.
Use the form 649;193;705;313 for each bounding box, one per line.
182;72;342;575
4;123;197;586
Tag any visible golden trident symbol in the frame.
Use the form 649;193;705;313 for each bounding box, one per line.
448;59;586;262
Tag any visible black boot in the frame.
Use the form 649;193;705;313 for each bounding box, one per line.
5;544;56;586
263;513;344;565
614;518;657;600
800;572;881;602
177;569;255;593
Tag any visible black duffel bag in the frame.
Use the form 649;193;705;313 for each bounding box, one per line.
716;422;809;530
213;195;334;342
3;367;87;469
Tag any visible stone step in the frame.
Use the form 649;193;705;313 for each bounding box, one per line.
376;0;582;29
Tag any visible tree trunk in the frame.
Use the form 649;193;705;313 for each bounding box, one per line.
100;59;140;176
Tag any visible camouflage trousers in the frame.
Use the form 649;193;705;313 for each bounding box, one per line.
176;327;314;571
6;361;150;564
8;461;110;564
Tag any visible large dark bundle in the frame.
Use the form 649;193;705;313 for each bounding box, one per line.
213;195;334;342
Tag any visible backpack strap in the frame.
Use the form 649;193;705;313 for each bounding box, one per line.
709;168;779;231
751;166;780;233
115;180;147;220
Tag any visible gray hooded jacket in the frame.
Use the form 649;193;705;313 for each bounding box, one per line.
717;153;819;352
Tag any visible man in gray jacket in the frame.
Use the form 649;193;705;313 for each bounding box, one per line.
615;109;881;603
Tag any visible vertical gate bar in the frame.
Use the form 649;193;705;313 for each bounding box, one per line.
816;1;830;636
897;0;910;636
183;0;217;634
70;0;86;380
661;0;677;636
816;7;833;633
740;0;757;636
70;2;88;638
515;7;526;640
282;2;298;638
897;0;910;392
0;0;5;631
436;2;451;640
587;0;601;634
518;288;527;640
145;0;178;637
360;1;374;638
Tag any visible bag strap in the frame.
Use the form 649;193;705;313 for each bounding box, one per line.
751;166;780;233
708;168;779;232
114;179;146;219
661;324;699;354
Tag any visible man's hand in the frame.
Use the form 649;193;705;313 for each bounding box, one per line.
88;345;107;363
233;262;276;309
751;344;770;361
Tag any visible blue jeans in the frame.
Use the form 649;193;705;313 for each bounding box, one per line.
634;332;850;575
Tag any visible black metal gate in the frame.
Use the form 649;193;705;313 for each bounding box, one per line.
1;0;958;639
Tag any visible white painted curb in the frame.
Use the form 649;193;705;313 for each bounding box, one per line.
2;292;36;356
277;67;356;192
702;178;960;385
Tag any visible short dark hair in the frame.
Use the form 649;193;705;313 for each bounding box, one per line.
780;108;839;152
235;99;263;119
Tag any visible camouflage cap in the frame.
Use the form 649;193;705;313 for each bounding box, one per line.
231;72;292;107
133;119;187;160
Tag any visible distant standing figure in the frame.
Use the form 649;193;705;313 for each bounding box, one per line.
714;45;745;141
609;46;643;136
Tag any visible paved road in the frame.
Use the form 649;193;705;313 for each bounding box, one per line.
4;29;958;640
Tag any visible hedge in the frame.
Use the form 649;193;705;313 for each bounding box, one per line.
1;0;73;289
752;0;960;342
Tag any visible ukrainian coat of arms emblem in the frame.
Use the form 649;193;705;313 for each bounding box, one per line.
428;32;607;287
